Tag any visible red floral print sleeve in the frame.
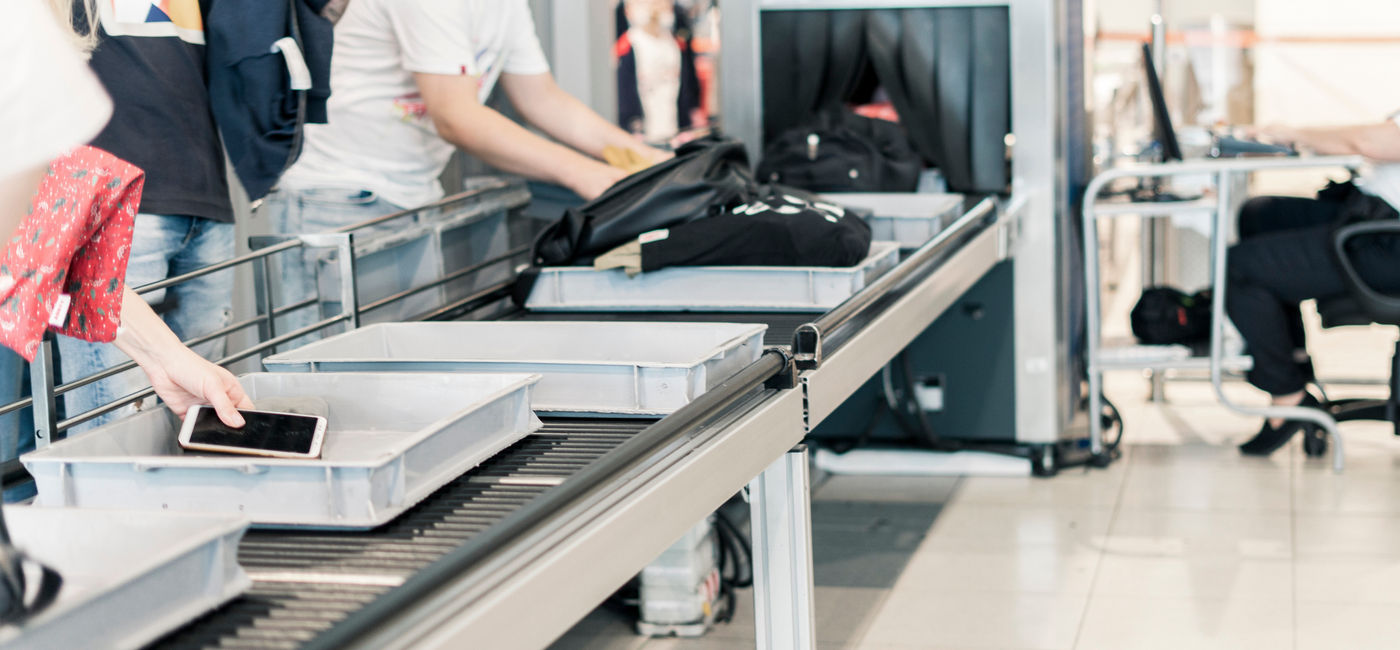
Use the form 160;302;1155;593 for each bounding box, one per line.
0;146;143;361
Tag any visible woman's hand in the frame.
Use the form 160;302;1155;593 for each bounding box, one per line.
139;347;252;426
569;162;629;201
113;287;251;428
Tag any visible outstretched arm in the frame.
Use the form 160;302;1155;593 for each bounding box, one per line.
415;72;627;200
1252;120;1400;162
112;287;252;427
502;72;670;163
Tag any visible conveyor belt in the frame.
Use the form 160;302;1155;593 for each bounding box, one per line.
512;311;817;347
149;418;654;650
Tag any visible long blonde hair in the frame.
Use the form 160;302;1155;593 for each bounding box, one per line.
45;0;100;57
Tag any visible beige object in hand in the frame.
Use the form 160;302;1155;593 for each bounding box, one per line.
593;239;643;277
602;146;656;175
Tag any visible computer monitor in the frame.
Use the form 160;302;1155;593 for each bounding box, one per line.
1141;42;1182;162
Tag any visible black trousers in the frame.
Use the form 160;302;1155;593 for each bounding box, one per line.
1226;196;1400;396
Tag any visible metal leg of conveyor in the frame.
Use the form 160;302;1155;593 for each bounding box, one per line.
748;444;816;650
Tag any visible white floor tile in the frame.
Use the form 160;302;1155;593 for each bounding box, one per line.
895;547;1101;596
951;473;1123;510
1074;596;1293;650
1127;442;1291;472
1101;510;1292;559
920;504;1114;554
1296;602;1400;650
1116;465;1293;513
1295;556;1400;604
815;475;962;504
1294;513;1400;558
1091;554;1292;601
858;591;1089;650
1293;429;1400;474
1293;469;1400;515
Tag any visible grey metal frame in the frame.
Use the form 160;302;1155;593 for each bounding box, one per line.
1082;155;1365;472
721;0;1071;444
749;444;817;650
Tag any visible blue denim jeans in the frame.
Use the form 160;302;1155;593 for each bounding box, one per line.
57;215;235;432
0;348;34;462
256;188;405;345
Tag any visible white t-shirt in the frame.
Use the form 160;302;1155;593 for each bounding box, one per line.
1357;113;1400;211
0;0;112;180
280;0;551;208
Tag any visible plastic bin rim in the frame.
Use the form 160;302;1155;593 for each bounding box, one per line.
536;241;899;273
263;322;769;369
20;372;542;471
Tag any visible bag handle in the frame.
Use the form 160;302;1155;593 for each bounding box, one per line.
0;506;63;624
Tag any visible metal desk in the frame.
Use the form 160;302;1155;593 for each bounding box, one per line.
1082;155;1365;472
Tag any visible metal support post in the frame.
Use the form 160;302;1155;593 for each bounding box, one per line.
1148;369;1167;403
29;338;58;449
298;232;361;332
748;444;815;650
252;255;278;353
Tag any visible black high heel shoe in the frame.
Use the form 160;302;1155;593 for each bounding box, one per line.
1238;393;1323;457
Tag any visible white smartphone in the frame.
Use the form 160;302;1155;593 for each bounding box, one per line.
178;406;327;459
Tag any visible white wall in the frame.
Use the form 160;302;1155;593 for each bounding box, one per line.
1253;0;1400;126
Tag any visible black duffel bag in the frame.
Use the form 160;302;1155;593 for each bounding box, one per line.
531;137;757;267
1130;286;1213;346
756;109;923;193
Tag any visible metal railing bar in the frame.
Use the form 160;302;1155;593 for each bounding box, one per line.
51;295;321;398
56;315;351;433
328;179;518;235
358;245;530;316
132;239;303;296
417;281;517;323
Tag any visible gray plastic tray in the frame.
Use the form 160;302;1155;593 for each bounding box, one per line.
524;241;900;312
263;321;766;415
22;372;540;528
823;193;964;249
0;508;249;650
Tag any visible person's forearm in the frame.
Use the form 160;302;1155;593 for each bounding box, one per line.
1271;122;1400;161
1290;127;1370;157
436;103;613;192
112;287;187;372
519;85;642;159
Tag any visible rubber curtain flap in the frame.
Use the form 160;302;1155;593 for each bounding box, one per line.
761;11;835;139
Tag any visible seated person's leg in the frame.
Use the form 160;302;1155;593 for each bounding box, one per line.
1228;224;1338;455
1238;195;1342;240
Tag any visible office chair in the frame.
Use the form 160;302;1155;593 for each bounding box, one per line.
1314;220;1400;437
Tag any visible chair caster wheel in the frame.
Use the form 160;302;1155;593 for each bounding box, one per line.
1303;426;1329;458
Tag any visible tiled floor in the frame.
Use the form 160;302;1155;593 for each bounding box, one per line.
551;320;1400;649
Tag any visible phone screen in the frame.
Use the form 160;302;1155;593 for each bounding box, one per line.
187;408;320;455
